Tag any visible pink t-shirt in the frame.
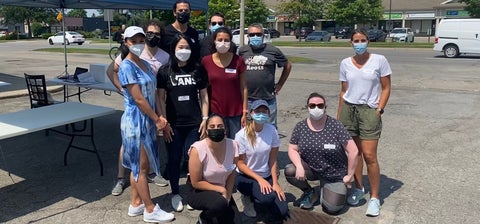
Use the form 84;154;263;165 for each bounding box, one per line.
201;54;246;117
189;139;239;187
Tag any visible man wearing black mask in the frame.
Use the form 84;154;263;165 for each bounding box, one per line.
160;0;200;60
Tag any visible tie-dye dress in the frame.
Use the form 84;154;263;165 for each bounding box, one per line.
118;59;160;181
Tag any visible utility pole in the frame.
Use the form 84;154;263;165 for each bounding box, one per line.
389;0;392;31
239;0;245;47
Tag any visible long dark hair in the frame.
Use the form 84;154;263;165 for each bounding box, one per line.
212;27;236;53
168;33;196;72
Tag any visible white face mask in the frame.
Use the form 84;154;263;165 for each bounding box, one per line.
215;41;230;54
308;107;325;120
128;44;144;57
175;49;191;62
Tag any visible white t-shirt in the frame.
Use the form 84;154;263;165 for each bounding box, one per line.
235;123;280;178
115;47;169;75
339;53;392;108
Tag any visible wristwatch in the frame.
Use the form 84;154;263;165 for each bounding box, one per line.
377;108;384;114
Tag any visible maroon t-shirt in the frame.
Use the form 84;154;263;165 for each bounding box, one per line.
202;54;246;117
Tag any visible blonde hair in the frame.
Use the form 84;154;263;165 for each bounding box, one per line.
245;117;256;147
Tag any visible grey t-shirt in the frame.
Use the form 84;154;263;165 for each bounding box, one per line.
238;44;288;100
289;116;351;181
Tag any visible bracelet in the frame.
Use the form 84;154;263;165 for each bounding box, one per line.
202;116;208;120
242;109;248;113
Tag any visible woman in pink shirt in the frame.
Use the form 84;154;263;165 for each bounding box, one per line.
186;114;239;224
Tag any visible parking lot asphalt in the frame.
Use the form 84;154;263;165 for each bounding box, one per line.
1;39;479;224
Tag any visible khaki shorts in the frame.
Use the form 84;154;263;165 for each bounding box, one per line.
339;101;382;140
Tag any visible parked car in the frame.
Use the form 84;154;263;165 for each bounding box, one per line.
367;29;387;42
100;30;111;39
389;28;414;43
305;31;332;42
335;27;352;39
267;28;280;38
232;28;271;46
295;27;313;39
434;19;480;58
48;31;85;45
0;31;7;37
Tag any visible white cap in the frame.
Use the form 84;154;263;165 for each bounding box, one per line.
124;26;145;40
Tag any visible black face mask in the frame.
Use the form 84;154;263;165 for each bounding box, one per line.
176;11;190;24
146;36;160;48
207;129;225;142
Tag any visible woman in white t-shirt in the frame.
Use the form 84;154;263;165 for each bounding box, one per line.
234;100;288;222
337;28;392;217
186;114;239;224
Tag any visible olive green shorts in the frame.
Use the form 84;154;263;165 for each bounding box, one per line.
338;101;382;140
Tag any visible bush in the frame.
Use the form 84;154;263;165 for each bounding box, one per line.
41;33;54;39
77;30;94;39
0;33;28;40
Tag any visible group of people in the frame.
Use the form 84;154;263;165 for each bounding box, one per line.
107;0;391;223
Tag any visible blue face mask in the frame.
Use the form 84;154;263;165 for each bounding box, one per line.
353;42;368;55
252;112;269;124
210;24;222;33
249;36;263;47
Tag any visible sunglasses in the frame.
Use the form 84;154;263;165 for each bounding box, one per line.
248;33;263;37
177;9;190;13
211;22;224;26
308;103;325;109
146;32;161;37
352;39;367;43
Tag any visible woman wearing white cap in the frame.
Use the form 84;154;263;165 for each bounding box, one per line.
234;99;288;222
117;26;174;223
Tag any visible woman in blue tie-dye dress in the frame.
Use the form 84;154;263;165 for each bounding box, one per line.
117;26;174;223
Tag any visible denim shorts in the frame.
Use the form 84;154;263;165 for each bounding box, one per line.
338;101;382;140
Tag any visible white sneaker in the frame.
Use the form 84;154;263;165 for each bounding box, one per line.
241;194;256;217
186;204;194;211
128;203;145;217
143;204;174;223
171;194;184;212
366;198;381;217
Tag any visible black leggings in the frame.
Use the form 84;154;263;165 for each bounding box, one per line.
185;190;235;224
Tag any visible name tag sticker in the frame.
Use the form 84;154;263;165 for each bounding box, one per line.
225;68;237;73
324;144;336;149
178;95;190;101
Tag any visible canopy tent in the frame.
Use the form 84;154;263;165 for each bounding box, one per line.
0;0;208;10
0;0;208;76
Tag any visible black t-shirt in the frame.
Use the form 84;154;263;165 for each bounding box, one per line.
199;35;215;58
157;63;208;127
238;44;288;100
160;24;200;60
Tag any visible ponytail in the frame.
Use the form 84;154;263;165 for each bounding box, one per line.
245;115;256;147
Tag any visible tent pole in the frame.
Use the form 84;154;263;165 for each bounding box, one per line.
62;8;68;76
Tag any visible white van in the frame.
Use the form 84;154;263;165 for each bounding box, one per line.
433;19;480;58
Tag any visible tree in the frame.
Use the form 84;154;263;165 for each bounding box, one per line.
326;0;383;26
277;0;326;28
459;0;480;17
245;0;269;26
0;6;56;38
67;9;87;18
208;0;240;28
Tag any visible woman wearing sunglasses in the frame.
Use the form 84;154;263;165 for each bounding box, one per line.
337;28;392;217
284;92;358;214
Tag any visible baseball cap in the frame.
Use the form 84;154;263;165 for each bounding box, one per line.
249;99;269;111
124;26;145;40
